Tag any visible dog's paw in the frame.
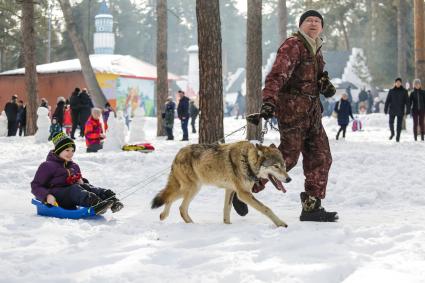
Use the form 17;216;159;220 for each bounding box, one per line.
275;220;288;228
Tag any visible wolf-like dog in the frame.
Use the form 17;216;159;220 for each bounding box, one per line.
151;141;291;227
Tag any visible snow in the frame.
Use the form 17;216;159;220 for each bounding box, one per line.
1;113;425;283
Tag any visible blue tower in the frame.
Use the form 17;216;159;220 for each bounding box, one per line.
93;1;115;54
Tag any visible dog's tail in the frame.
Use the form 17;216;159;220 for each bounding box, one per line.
151;190;166;209
151;174;179;209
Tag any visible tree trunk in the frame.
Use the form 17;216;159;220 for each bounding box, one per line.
277;0;287;42
397;0;407;80
414;0;425;83
21;0;39;136
340;17;350;51
156;0;167;136
58;0;106;107
246;0;262;141
196;0;223;144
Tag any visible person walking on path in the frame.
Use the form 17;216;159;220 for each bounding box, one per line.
177;90;190;141
385;78;410;142
409;79;425;141
334;94;354;140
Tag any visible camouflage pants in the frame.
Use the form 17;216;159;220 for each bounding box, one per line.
278;123;332;199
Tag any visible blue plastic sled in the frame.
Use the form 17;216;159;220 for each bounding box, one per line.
31;199;96;219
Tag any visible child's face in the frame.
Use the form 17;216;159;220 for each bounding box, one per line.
52;119;57;124
59;147;74;162
92;112;101;120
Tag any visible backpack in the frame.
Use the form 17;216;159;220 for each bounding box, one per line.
352;118;362;132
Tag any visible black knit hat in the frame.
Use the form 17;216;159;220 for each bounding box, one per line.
395;77;402;82
299;10;324;27
52;132;76;155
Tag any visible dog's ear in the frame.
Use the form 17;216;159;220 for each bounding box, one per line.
255;143;264;157
270;143;277;149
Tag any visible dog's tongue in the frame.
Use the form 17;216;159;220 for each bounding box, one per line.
268;174;286;193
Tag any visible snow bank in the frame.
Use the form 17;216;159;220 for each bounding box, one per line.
0;115;424;283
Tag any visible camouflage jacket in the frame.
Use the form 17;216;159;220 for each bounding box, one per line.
262;32;333;128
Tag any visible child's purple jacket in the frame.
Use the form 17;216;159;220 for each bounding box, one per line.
31;151;81;201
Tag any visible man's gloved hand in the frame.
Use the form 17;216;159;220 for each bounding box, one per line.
319;71;336;98
260;102;275;120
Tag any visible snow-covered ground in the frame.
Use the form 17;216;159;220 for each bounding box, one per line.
1;114;424;283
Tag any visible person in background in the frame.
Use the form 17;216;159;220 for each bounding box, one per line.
84;108;105;153
69;87;81;139
102;102;115;131
384;77;410;142
79;88;93;137
334;93;354;140
163;96;176;140
177;90;190;141
52;97;66;128
4;94;18;136
63;104;72;136
17;100;27;136
409;78;425;141
235;90;246;119
48;117;62;141
189;100;199;134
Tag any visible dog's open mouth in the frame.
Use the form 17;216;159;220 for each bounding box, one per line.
268;174;287;193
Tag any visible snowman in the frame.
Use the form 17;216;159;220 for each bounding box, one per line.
34;107;51;143
0;111;8;137
128;107;145;143
103;111;128;151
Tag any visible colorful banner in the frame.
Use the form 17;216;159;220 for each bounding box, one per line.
96;74;155;117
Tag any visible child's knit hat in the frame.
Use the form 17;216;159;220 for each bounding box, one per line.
52;132;75;155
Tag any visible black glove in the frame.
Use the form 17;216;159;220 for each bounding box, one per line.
260;102;275;120
319;71;336;98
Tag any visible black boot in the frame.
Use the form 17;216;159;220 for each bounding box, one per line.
111;200;124;213
87;193;114;215
102;189;124;213
232;193;248;216
299;192;338;222
93;200;114;215
389;133;394;140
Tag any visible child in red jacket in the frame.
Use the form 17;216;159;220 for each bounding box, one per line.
84;108;105;153
63;104;72;135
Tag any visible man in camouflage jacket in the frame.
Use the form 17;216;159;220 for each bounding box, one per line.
235;10;338;222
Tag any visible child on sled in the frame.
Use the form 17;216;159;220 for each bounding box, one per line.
31;132;124;215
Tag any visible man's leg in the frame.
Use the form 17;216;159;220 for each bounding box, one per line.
181;118;189;140
191;117;196;133
300;125;337;222
419;111;425;141
389;115;395;139
71;111;79;138
413;112;419;141
396;115;403;142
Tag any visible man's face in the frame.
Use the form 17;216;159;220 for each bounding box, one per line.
415;82;421;89
300;16;323;39
395;81;402;87
178;92;184;99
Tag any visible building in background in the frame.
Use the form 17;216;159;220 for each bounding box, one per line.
0;55;179;116
94;1;115;55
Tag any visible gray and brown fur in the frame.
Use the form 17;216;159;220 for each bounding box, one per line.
151;141;291;227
